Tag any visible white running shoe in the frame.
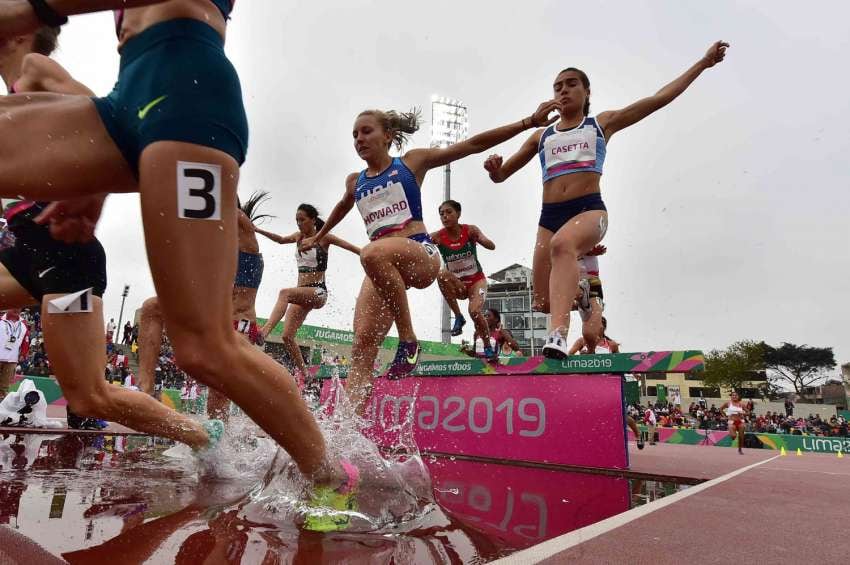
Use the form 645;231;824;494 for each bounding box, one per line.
577;279;592;322
542;329;569;360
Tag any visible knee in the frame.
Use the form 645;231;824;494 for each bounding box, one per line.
550;236;578;261
359;245;385;269
278;289;289;302
171;332;232;380
140;297;161;320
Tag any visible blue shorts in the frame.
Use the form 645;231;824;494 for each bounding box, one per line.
93;19;249;175
538;193;607;234
235;251;263;289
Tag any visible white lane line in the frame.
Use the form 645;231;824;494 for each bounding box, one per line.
493;455;780;565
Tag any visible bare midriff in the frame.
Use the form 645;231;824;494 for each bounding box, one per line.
117;0;227;48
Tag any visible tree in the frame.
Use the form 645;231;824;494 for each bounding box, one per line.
701;340;765;394
762;342;836;396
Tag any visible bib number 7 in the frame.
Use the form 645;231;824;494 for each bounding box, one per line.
177;161;222;220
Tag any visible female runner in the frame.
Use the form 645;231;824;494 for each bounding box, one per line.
0;1;349;489
0;21;213;448
484;41;729;359
430;199;497;358
255;203;360;386
569;316;620;354
302;101;558;411
720;391;748;454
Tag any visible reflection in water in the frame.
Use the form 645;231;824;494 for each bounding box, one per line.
0;431;690;563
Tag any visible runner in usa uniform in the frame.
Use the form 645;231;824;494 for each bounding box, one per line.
429;200;497;358
255;203;360;391
484;41;729;359
0;0;356;512
302;101;559;412
0;20;211;447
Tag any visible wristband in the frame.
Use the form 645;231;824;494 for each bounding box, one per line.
26;0;68;27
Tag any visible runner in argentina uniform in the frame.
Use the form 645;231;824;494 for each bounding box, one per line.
303;101;557;413
431;200;497;358
483;42;730;360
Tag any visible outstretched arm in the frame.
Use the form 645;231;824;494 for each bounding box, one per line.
403;100;559;177
301;174;357;250
326;234;361;256
254;227;299;245
483;130;541;183
1;1;168;36
597;41;729;138
469;225;495;250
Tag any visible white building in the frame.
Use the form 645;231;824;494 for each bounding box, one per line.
485;264;550;356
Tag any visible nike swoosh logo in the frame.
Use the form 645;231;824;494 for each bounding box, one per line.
406;348;419;365
138;95;168;120
38;266;55;278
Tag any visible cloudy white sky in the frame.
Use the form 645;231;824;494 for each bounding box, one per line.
39;1;849;373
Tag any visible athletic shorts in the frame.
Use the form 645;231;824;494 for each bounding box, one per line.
461;271;487;292
234;251;263;289
0;221;107;302
93;19;249;175
302;281;328;299
729;419;744;432
408;233;439;259
539;193;607;234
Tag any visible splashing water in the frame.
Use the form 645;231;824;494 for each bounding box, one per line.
241;374;436;533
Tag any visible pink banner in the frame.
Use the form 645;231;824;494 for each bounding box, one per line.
427;458;630;549
322;373;629;469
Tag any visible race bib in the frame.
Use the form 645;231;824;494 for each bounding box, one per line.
448;255;477;278
356;181;413;239
544;126;597;176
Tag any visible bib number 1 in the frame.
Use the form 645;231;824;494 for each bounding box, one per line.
177;161;222;220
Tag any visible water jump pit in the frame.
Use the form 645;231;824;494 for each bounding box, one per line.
0;351;703;562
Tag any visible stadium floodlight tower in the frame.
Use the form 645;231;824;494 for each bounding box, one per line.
430;95;469;344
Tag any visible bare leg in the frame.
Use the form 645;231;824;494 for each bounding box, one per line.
231;286;258;322
532;227;553;313
348;278;395;413
582;299;604;353
436;270;464;318
136;297;163;396
138;142;329;477
467;279;492;349
0;94;135;199
41;296;208;448
282;304;312;378
548;211;608;333
261;288;290;337
359;239;440;342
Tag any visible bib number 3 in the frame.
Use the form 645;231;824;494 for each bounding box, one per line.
177;161;222;220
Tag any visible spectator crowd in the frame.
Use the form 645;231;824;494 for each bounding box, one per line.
628;399;849;438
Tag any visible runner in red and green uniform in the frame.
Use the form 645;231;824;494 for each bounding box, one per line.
430;200;498;359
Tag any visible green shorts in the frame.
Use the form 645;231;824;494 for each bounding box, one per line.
93;18;248;174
